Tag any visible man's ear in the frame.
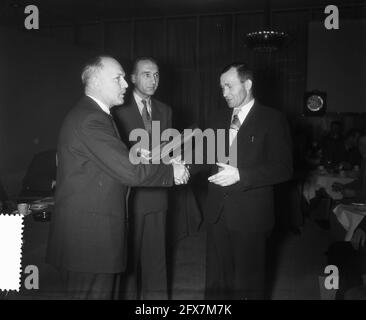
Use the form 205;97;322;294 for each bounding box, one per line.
244;79;252;91
90;74;99;89
131;73;136;84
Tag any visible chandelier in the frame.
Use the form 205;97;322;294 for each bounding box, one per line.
244;0;288;52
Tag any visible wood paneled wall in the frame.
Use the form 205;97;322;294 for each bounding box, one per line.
39;5;365;129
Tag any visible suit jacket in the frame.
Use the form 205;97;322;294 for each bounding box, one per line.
46;96;173;273
205;102;293;233
113;95;172;214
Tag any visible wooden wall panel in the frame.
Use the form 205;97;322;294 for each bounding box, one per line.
76;23;103;51
51;26;75;44
167;17;196;70
199;15;232;69
272;10;311;114
104;21;133;66
38;4;365;127
134;19;165;60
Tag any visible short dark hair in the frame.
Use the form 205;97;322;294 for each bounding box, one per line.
221;62;254;83
81;55;113;86
132;57;159;75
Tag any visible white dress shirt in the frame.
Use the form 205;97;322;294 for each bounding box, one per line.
229;98;255;146
86;94;110;115
133;91;152;117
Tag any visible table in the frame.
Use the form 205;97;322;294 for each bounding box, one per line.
333;203;366;241
303;170;357;202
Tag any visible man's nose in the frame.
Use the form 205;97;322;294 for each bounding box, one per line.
121;78;128;89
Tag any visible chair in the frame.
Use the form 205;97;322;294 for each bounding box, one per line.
19;150;57;200
308;188;334;229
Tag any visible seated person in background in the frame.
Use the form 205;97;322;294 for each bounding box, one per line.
338;129;362;170
352;219;366;252
20;150;57;197
332;135;366;199
321;120;343;166
327;135;366;299
304;140;323;170
327;217;366;299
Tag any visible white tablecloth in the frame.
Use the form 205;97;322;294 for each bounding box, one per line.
303;172;355;202
333;204;366;241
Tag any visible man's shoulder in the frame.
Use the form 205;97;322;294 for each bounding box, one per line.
152;98;171;112
254;102;281;115
253;102;285;122
64;96;108;128
114;97;136;117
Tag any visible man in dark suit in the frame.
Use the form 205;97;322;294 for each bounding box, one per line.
205;62;293;299
113;57;172;299
46;56;188;300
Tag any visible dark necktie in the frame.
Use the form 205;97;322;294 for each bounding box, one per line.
141;99;152;135
230;112;241;131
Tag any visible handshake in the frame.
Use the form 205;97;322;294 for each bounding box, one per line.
138;148;190;185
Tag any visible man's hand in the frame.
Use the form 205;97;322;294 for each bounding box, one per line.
208;162;240;187
173;163;190;185
351;228;366;250
170;154;184;165
138;148;151;161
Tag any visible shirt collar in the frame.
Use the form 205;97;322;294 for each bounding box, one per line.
86;95;110;115
133;91;152;115
231;98;255;124
233;98;255;115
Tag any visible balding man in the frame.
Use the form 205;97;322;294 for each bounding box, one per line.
46;56;188;300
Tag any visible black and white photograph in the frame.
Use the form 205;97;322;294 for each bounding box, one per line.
0;0;366;304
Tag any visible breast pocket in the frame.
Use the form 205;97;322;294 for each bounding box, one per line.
237;133;266;162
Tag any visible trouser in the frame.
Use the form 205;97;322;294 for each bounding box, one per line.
123;210;168;300
205;216;268;300
63;270;120;300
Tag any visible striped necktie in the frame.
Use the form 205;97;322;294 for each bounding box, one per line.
230;111;241;131
141;99;152;134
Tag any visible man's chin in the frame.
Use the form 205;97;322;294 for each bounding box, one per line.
146;89;156;95
115;98;124;106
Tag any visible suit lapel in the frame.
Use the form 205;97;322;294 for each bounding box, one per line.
84;96;122;139
151;98;163;123
235;101;258;141
111;117;121;139
228;102;258;159
130;96;146;130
